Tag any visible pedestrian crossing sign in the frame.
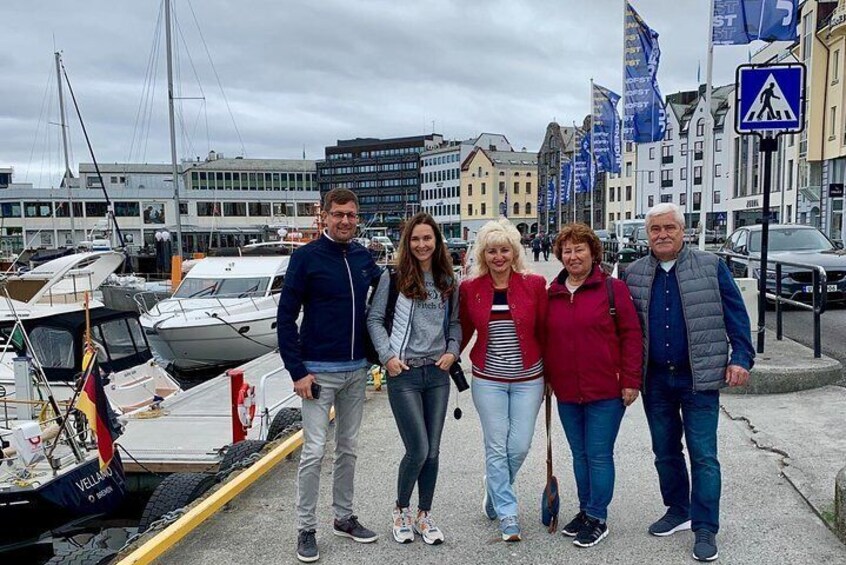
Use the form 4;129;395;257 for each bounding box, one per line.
736;63;805;134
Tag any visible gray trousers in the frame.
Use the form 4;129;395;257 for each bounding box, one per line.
296;368;368;531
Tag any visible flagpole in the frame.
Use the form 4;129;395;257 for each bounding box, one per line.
570;140;576;225
590;78;596;229
622;0;628;221
573;122;579;223
557;148;562;233
699;0;716;250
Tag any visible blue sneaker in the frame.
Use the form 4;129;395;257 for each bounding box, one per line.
500;515;521;542
482;476;496;520
693;530;719;562
648;511;691;537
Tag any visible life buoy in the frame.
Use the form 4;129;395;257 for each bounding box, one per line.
237;383;256;429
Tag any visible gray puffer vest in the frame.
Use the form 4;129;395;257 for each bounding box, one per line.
624;246;728;390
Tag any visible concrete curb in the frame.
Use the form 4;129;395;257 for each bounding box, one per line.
723;335;843;395
837;466;846;543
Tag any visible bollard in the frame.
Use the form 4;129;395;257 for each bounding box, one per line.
171;255;183;288
228;368;246;443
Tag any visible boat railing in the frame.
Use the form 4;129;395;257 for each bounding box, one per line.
139;291;277;319
254;365;295;440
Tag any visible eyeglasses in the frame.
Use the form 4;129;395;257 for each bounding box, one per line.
328;211;358;221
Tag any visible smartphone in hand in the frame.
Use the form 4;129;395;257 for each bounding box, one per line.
310;382;321;399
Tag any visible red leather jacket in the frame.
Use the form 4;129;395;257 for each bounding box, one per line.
459;271;548;372
545;265;643;403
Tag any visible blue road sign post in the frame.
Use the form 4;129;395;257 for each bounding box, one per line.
735;63;806;354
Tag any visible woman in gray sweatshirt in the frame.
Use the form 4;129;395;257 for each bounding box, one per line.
366;212;461;546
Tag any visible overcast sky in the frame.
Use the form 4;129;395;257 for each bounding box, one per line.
2;0;759;187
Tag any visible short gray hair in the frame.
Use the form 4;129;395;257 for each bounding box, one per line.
645;203;685;228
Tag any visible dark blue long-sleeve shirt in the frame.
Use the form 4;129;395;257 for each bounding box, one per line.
648;260;754;380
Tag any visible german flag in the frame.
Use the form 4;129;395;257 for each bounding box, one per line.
75;345;122;470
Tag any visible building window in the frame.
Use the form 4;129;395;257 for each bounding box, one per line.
54;202;82;218
681;142;688;156
467;203;473;216
626;186;632;201
649;147;656;160
248;202;271;216
481;182;486;195
833;50;840;83
681;167;687;181
661;169;673;188
648;195;655;207
500;181;506;194
648;171;655;183
694;141;704;160
693;192;702;210
526;181;531;194
609;188;615;202
680;192;687;206
625;162;632;176
513;182;520;193
224;202;247;216
481;202;486;215
786;159;793;189
830;106;837;138
115;202;140;217
696;118;705;137
513;202;519;215
86;176;103;189
694;165;702;185
84;202;108;217
665;128;673;141
467;184;473;196
715;164;722;177
297;203;316;216
24;202;53;218
179;202;188;215
525;202;532;215
197;202;221;216
715;137;723;152
714;191;721;204
660;194;672;203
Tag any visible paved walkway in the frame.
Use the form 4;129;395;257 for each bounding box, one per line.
158;259;846;564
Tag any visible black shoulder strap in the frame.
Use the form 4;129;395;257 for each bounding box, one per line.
605;277;616;319
384;267;399;335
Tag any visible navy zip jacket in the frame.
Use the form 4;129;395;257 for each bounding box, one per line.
277;234;382;381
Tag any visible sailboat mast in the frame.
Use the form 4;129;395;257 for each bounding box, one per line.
165;0;184;257
55;52;76;246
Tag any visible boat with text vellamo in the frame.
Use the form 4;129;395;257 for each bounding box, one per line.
139;255;288;371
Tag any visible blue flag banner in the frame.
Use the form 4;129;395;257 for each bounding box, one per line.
592;84;622;174
560;159;573;205
546;179;556;211
574;131;594;194
712;0;798;45
624;2;667;143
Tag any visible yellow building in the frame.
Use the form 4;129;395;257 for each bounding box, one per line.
797;0;846;239
460;148;539;240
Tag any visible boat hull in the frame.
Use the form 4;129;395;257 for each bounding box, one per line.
144;314;278;371
0;456;126;552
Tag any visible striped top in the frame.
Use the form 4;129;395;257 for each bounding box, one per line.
472;290;543;381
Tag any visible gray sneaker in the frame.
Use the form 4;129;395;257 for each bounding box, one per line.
693;530;719;562
648;511;691;537
333;515;378;543
296;529;319;563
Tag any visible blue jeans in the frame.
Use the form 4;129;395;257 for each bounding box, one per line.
643;372;721;533
387;364;450;511
472;377;544;518
557;398;626;522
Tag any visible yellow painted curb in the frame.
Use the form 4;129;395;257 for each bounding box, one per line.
117;426;306;565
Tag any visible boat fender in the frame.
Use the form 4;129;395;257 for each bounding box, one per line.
237;383;256;429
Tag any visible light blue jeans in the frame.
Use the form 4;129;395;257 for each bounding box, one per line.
472;377;544;519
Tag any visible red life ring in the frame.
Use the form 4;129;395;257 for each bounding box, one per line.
237;383;256;429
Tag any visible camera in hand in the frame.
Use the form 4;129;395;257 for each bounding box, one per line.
449;363;469;392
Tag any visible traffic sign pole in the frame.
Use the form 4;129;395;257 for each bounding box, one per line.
757;136;778;354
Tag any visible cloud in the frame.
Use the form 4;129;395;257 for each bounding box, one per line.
1;0;755;183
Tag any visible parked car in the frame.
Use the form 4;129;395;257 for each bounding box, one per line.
720;224;846;302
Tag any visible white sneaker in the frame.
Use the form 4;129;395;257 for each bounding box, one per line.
392;507;415;544
414;511;445;545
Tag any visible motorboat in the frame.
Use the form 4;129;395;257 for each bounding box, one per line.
0;252;182;415
139;255;288;371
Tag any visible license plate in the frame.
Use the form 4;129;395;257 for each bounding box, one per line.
803;285;838;293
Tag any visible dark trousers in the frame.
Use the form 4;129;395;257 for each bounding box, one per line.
533;250;540;261
558;398;625;521
643;371;721;533
387;364;450;511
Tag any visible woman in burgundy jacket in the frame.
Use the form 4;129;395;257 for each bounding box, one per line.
545;223;642;549
459;219;547;543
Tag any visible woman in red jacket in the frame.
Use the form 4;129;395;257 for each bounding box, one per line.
459;219;547;542
545;223;642;549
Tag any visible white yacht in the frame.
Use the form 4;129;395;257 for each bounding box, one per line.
139;255;288;371
0;252;182;415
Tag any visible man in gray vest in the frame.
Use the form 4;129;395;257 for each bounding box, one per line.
624;203;754;562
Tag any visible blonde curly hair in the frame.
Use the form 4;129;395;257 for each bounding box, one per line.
470;218;530;278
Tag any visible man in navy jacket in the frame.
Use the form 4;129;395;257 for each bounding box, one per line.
277;188;382;563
